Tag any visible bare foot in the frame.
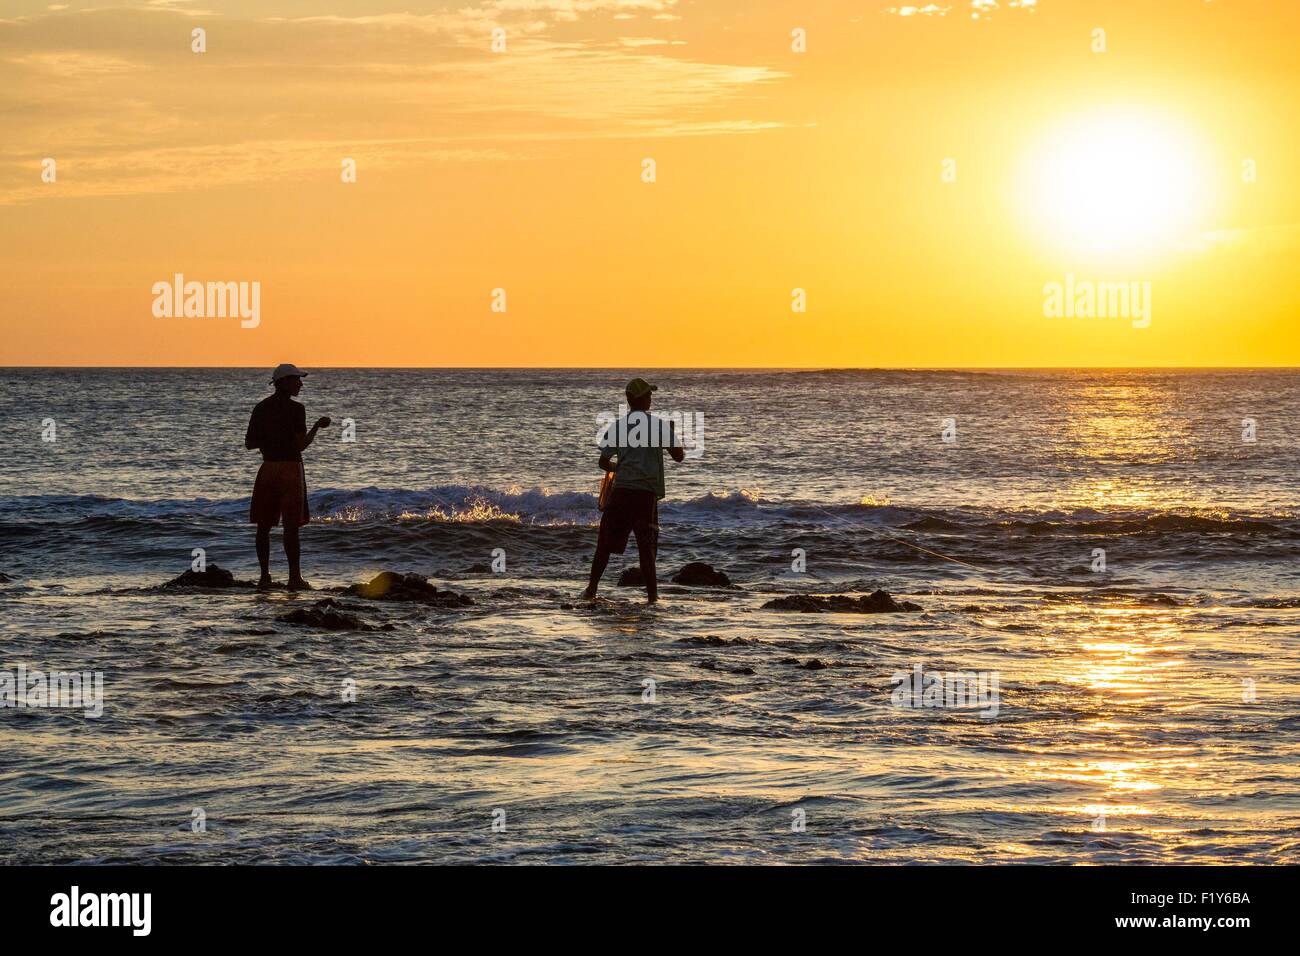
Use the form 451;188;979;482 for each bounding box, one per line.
287;577;313;591
646;594;658;605
581;586;598;600
256;574;275;590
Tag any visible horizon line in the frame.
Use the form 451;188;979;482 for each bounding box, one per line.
3;365;1300;372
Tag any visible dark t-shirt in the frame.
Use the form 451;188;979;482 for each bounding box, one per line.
246;394;306;462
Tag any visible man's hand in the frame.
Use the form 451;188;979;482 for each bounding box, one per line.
299;416;332;451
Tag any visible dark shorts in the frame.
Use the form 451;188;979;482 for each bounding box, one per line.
249;460;310;527
596;487;657;556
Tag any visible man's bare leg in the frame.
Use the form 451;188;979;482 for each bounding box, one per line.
583;546;611;599
255;523;273;588
634;526;657;604
284;523;310;590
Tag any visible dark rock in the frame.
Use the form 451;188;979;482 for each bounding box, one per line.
762;589;921;614
696;660;757;676
278;599;391;632
676;635;755;647
465;562;492;574
617;567;647;587
161;564;245;589
780;656;831;670
861;589;921;612
341;571;473;608
671;562;732;588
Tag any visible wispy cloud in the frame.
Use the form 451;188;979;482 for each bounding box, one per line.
885;0;1039;18
1190;223;1300;256
0;2;785;204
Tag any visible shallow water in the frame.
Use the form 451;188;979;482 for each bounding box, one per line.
1;368;1297;863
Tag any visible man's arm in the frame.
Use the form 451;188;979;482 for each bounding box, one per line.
597;417;616;471
244;411;260;450
298;416;331;451
667;420;685;462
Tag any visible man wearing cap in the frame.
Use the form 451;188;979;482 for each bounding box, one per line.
584;377;685;604
245;364;330;590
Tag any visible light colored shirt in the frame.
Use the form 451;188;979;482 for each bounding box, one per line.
599;411;678;500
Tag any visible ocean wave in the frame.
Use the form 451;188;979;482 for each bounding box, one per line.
2;487;1297;536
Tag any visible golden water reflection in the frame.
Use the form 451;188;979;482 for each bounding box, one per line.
1049;608;1188;698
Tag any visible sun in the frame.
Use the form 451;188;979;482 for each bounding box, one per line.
1019;109;1214;259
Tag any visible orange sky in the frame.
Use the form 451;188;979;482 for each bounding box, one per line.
1;0;1296;367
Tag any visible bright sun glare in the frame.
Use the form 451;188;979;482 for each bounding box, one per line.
1022;110;1213;258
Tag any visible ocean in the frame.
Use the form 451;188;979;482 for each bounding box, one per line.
1;368;1297;864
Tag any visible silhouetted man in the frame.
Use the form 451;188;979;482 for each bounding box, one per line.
245;364;330;590
584;378;685;604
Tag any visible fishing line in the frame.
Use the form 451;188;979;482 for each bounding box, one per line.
797;501;997;575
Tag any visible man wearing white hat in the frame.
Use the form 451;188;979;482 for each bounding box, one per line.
244;364;331;590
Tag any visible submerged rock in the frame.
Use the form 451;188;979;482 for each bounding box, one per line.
277;599;392;632
696;660;757;676
762;589;922;614
617;567;647;587
342;571;473;607
781;656;832;670
676;634;755;647
161;564;247;589
671;562;733;588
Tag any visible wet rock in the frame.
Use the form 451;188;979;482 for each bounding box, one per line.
161;564;248;589
278;599;392;632
762;589;921;614
671;562;732;588
696;660;757;676
617;567;647;587
341;571;473;608
779;656;832;670
676;635;755;647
